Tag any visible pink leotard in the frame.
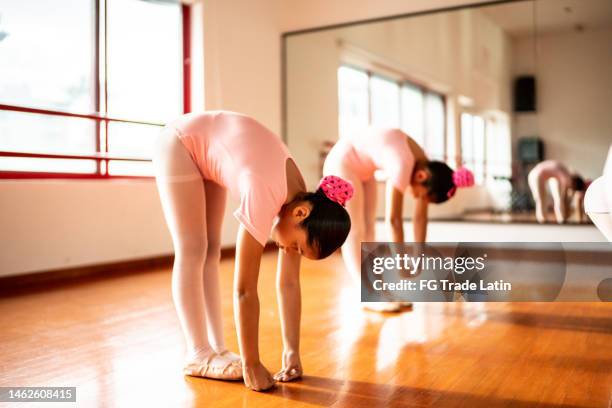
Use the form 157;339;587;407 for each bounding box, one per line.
166;111;292;246
529;160;572;186
324;128;414;191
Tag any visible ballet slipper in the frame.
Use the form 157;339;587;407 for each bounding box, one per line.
216;349;241;364
183;351;243;380
362;302;402;313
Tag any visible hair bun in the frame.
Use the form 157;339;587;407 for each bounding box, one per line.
452;167;475;188
318;175;354;206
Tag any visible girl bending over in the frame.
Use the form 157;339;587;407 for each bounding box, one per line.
153;111;352;391
323;128;473;312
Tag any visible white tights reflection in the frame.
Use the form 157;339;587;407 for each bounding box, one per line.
333;289;491;376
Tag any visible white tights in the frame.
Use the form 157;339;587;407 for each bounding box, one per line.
152;128;230;358
528;174;570;224
328;167;402;311
341;175;378;286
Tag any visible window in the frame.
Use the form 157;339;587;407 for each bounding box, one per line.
370;76;400;128
461;113;474;175
424;92;445;161
485;116;512;183
0;0;95;112
461;112;511;185
472;115;486;185
337;65;446;160
400;83;424;147
338;66;369;138
0;0;188;177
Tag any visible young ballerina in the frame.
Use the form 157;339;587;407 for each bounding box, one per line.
528;160;586;224
153;111;352;391
585;144;612;241
323;127;474;312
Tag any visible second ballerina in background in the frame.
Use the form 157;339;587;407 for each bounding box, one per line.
323;127;474;312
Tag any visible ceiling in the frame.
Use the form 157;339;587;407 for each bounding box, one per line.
481;0;612;37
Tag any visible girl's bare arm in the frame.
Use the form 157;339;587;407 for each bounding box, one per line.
413;197;428;243
233;225;275;391
274;249;303;382
386;181;404;243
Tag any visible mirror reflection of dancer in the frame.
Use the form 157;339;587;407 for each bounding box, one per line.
585;145;612;241
153;111;352;391
323;128;474;312
528;160;587;224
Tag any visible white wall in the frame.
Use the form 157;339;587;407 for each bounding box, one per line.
0;180;171;275
512;28;612;179
0;0;507;277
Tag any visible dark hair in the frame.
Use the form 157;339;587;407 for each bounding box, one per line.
571;175;585;192
297;189;351;259
422;161;455;204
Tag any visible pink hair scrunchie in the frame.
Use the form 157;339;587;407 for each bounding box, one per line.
318;175;354;206
447;167;475;198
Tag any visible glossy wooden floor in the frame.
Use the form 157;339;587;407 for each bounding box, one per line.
1;253;611;407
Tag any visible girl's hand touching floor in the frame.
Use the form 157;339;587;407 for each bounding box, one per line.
243;361;276;391
274;350;303;382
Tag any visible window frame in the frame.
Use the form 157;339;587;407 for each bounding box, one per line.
461;109;513;186
0;0;191;180
338;64;448;161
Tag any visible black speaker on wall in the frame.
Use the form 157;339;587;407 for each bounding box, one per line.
514;76;536;112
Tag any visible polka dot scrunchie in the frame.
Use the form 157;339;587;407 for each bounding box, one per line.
318;175;354;206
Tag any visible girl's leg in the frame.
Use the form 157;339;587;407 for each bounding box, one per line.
202;180;239;361
576;192;586;222
153;130;240;379
340;174;365;287
363;178;408;310
363;178;378;242
345;176;401;312
528;172;547;223
551;178;568;224
154;131;210;356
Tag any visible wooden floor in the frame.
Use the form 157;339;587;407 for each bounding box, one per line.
1;253;611;408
